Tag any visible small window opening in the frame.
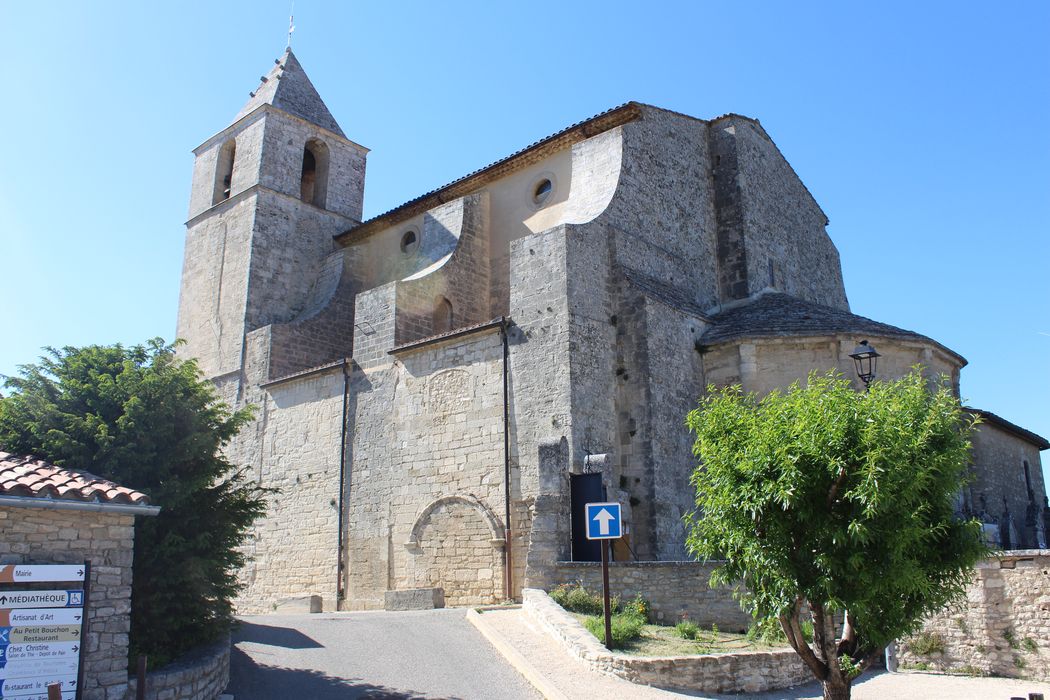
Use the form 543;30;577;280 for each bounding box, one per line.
433;297;453;335
300;149;317;202
212;139;236;205
300;139;330;208
533;178;553;206
400;229;418;255
1023;460;1034;502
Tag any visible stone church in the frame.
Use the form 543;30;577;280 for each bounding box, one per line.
176;49;1048;613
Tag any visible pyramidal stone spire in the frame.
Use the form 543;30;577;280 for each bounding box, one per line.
233;48;345;137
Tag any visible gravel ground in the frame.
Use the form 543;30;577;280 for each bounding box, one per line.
741;670;1050;700
225;609;541;700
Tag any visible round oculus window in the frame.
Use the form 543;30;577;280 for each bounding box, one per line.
532;178;553;206
400;229;418;254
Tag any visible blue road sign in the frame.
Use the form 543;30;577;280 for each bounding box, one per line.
585;502;622;540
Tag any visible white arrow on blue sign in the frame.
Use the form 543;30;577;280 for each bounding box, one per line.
585;502;622;540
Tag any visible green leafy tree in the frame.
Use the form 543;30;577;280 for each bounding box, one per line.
685;370;987;700
0;339;268;668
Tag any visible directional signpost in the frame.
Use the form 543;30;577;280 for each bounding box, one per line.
585;502;622;649
0;564;88;700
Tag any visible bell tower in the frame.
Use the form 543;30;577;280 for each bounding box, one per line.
176;49;367;380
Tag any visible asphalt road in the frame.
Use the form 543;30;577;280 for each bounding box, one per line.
225;608;543;700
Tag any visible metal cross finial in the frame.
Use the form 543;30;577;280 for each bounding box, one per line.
287;5;295;49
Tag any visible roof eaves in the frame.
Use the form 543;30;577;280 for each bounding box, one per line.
968;408;1050;450
335;102;644;244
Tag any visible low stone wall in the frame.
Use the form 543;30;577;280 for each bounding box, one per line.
549;560;751;630
523;588;812;694
125;635;230;700
897;550;1050;681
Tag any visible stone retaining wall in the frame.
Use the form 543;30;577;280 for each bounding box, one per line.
523;588;812;694
897;550;1050;681
549;560;751;629
125;635;230;700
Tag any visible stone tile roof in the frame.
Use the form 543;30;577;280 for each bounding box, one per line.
967;408;1050;450
0;452;150;505
234;49;345;138
700;292;962;361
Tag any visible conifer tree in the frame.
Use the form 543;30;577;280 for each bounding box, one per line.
0;339;268;667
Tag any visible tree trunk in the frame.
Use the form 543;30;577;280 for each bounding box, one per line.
822;677;851;700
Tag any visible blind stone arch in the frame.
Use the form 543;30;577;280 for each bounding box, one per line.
404;494;506;550
433;296;453;334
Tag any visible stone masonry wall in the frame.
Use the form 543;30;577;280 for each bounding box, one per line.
257;110;365;222
507;226;575;591
599;106;719;312
548;561;751;629
897;551;1050;681
394;193;492;346
727;116;849;309
177;196;255;379
966;424;1047;550
234;368;345;614
0;506;136;700
267;249;357;380
343;329;510;609
703;335;960;398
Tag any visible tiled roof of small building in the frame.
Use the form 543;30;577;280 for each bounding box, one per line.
700;293;963;361
0;452;150;505
967;408;1050;450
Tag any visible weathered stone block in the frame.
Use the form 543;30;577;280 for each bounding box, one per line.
273;595;323;614
384;588;445;610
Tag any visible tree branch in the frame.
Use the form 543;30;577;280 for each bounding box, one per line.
826;465;848;507
813;603;845;687
837;610;857;657
784;598;827;681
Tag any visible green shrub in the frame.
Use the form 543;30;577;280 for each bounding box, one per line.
1022;637;1038;653
908;631;946;656
549;583;604;616
584;613;644;649
1004;629;1020;650
620;594;651;622
675;620;700;640
747;617;786;645
745;617;813;645
548;584;652;624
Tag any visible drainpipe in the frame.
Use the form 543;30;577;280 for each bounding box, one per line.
500;318;514;601
336;357;350;604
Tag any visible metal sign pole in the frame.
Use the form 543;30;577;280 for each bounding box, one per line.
601;539;612;648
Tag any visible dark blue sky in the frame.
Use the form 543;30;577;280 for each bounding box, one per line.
2;1;1047;480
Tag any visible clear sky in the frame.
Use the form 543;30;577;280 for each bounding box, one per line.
2;2;1047;481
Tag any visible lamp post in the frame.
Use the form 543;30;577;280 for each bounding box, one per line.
849;340;880;391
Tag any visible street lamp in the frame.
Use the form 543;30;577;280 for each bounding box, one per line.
849;340;880;390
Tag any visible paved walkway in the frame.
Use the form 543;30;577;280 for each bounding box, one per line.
469;606;1050;700
226;609;541;699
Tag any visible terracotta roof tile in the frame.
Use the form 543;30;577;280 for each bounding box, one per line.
0;452;150;505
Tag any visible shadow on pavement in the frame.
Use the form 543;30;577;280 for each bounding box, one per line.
225;646;464;700
233;620;324;649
